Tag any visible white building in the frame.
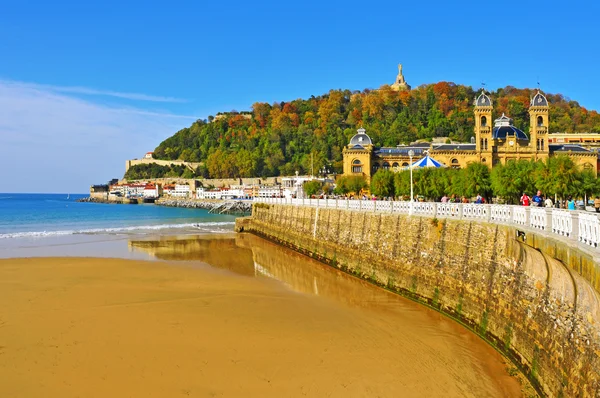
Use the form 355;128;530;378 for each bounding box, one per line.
143;184;160;199
255;185;283;198
196;187;223;200
126;184;146;198
172;184;191;198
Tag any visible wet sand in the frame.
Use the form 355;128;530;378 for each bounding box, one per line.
0;238;526;397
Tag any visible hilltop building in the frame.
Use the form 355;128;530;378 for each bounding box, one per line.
342;90;598;181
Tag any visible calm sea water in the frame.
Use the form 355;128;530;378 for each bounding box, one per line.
0;193;237;258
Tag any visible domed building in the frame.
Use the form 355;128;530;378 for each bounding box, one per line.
342;90;598;180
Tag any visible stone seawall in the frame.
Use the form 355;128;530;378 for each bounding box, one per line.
236;204;600;397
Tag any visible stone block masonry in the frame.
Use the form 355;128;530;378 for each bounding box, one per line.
237;204;600;397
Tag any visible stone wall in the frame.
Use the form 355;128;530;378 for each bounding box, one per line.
237;204;600;397
125;158;203;173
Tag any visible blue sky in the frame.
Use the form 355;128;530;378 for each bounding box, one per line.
1;0;599;193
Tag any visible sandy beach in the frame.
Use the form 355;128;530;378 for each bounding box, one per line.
0;250;525;397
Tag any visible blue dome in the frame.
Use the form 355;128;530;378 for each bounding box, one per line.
349;127;373;146
531;91;548;107
492;114;528;140
474;92;492;107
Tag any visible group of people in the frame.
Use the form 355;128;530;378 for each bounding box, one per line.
440;194;484;204
519;190;555;208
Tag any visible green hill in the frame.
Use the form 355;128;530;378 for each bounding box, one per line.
151;83;600;179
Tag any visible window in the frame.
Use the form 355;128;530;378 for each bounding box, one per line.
402;162;409;167
584;163;594;170
352;159;362;173
481;116;487;127
383;162;390;170
392;162;399;168
537;116;543;127
373;163;380;171
451;158;460;169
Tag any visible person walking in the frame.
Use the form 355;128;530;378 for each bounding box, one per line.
567;196;576;210
532;190;543;207
520;192;530;206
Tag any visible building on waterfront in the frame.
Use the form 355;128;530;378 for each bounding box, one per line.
342;90;598;181
171;184;191;198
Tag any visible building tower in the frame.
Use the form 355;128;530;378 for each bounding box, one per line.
474;91;493;155
529;91;550;156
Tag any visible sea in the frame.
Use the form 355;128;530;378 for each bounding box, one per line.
0;193;237;259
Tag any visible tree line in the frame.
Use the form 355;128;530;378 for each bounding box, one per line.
147;83;600;179
363;155;600;204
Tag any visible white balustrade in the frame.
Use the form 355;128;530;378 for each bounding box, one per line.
552;210;573;237
376;201;392;212
579;213;600;247
392;201;411;214
462;204;489;220
529;207;548;230
513;207;528;225
437;203;461;218
413;202;436;216
490;205;511;222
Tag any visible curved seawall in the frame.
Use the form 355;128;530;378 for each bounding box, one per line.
236;204;600;397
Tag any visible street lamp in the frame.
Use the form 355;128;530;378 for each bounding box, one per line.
408;149;414;215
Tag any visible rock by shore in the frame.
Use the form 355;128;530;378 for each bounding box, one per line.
156;198;252;214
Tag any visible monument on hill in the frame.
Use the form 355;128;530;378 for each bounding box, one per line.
391;63;411;91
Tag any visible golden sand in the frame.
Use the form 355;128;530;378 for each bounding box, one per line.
0;254;524;397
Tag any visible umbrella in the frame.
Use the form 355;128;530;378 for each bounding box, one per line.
410;155;446;168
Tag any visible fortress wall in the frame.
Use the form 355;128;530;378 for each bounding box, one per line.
236;205;600;397
125;158;203;173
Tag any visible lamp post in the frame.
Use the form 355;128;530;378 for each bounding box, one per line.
408;150;414;215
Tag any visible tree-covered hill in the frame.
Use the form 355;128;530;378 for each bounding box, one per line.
152;83;600;179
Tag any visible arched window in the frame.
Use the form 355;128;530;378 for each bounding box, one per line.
402;162;409;167
481;116;487;127
584;163;594;170
392;162;399;168
451;158;460;169
451;158;459;164
537;116;543;127
352;159;362;174
373;163;380;171
383;162;390;170
481;158;486;163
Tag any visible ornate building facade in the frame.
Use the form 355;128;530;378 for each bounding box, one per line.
342;91;598;181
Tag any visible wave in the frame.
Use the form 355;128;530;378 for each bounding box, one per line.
0;221;236;239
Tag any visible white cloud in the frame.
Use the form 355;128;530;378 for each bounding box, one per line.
0;80;197;193
0;80;186;103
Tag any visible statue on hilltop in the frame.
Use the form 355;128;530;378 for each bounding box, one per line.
391;63;411;91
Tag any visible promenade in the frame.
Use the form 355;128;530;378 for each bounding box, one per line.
254;197;600;256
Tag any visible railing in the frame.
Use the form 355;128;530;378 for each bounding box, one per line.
254;197;600;252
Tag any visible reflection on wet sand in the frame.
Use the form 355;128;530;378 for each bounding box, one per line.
128;234;255;276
